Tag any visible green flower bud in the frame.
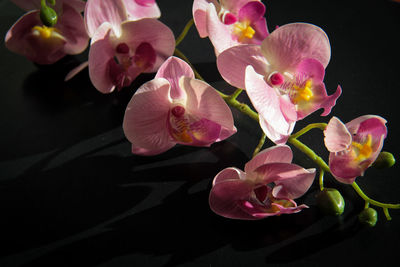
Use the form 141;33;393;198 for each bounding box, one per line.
358;207;378;227
40;3;58;27
316;188;345;216
372;151;396;169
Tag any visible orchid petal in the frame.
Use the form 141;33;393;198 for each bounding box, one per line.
57;3;89;55
221;0;257;14
179;76;236;141
238;1;265;22
280;94;298;122
206;3;237;54
329;153;362;184
245;66;294;143
123;78;176;154
88;27;116;93
217;44;268;89
193;0;219;37
155;56;194;100
318;85;342;117
118;19;175;72
273;168;316;199
84;0;127;38
295;58;325;82
251;16;269;43
209;178;257;220
261;23;331;71
346;115;387;139
245;145;293;173
212;167;246;186
259;117;295;145
273;203;308;215
253;162;315;186
123;0;161;20
324;116;352;153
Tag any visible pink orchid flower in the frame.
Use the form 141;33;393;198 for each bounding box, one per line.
88;18;175;93
85;0;160;38
123;56;236;156
5;2;89;65
193;0;269;54
324;116;387;184
209;145;316;220
217;23;342;144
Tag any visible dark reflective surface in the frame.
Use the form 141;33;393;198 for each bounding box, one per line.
1;0;399;266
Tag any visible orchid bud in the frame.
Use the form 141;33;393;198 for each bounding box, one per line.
358;207;378;227
316;188;345;216
40;1;57;27
372;151;396;169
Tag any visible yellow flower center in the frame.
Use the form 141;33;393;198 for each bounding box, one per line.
233;21;255;42
292;79;313;104
32;25;57;39
352;134;373;162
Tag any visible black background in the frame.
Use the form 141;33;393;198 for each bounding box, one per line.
1;0;399;266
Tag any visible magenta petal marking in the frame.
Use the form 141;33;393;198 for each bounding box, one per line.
223;13;237;25
116;42;130;54
296;58;325;82
238;1;266;22
108;58;132;89
190;118;222;144
168;109;222;146
134;42;156;71
254;185;269;203
135;0;156;6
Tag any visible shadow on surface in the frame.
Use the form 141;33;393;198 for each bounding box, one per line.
0;139;362;267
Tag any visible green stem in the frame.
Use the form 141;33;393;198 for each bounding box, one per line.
175;18;194;47
290;123;327;139
287;137;330;172
351;182;400;211
252;133;266;158
225;97;259;121
229;88;243;101
319;168;325;191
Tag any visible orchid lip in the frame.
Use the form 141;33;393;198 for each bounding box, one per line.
116;42;130;54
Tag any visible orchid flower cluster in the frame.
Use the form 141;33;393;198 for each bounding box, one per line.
5;0;399;226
